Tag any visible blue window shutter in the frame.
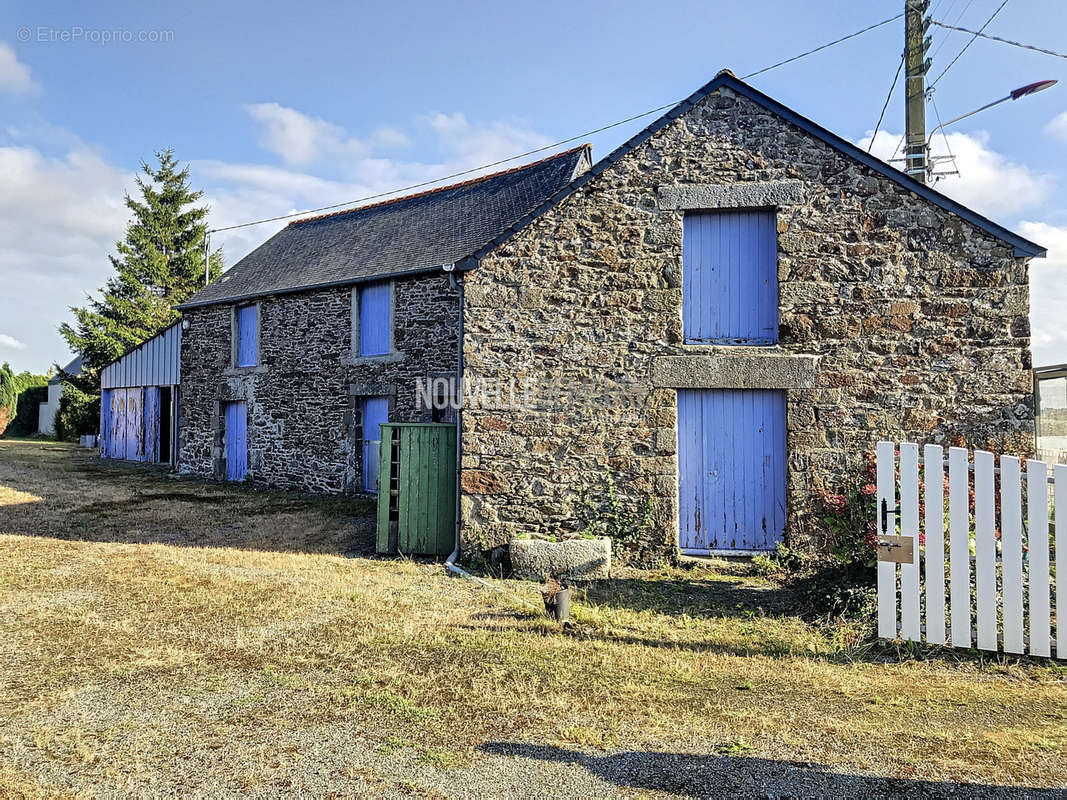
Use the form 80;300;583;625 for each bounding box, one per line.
363;396;389;492
683;211;778;344
236;305;258;367
360;282;391;356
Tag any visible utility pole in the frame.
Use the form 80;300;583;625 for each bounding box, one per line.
904;0;932;183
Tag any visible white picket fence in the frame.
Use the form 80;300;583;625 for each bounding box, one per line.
876;441;1064;659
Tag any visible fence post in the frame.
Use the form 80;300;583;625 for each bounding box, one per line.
949;447;971;649
1027;459;1050;658
924;444;946;644
974;450;997;652
899;443;921;641
876;441;897;640
1000;456;1023;654
1056;465;1065;660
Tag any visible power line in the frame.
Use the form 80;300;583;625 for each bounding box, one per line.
929;0;1011;88
931;19;1067;60
209;12;904;235
740;12;902;79
868;52;906;153
928;0;970;62
207;105;676;233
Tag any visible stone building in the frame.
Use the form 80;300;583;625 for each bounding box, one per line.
176;146;591;494
177;71;1044;565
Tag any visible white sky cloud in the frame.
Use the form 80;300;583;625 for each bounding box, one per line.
858;128;1049;218
0;334;27;351
0;42;38;96
244;102;370;166
423;112;553;165
0;143;134;372
1045;111;1067;143
1018;221;1067;368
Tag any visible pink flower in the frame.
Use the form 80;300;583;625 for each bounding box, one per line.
861;483;877;496
831;496;849;513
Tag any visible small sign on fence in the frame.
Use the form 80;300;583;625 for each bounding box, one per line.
876;440;1064;660
877;535;914;564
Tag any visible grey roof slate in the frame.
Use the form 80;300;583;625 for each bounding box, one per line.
180;146;590;309
51;355;82;384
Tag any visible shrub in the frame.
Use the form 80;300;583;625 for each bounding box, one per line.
0;363;17;435
769;452;887;625
8;383;48;437
55;382;99;442
0;364;48;437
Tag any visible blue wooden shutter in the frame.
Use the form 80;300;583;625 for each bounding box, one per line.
235;305;258;367
363;397;389;492
683;211;778;344
360;282;391;356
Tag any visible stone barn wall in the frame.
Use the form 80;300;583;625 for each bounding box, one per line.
459;85;1034;566
179;272;460;494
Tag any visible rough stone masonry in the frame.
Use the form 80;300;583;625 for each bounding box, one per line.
459;85;1034;566
179;273;459;494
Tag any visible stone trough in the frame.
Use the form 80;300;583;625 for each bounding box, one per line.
509;537;611;581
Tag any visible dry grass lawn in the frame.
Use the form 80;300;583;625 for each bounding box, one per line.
0;440;1064;797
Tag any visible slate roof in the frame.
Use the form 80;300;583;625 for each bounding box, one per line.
460;71;1045;267
50;355;82;384
179;145;591;309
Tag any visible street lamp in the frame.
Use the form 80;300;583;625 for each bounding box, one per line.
924;79;1057;181
928;79;1057;141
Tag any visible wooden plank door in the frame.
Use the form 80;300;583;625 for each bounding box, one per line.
109;389;124;459
125;388;142;462
362;396;389;492
677;389;786;553
100;389;112;458
224;401;248;481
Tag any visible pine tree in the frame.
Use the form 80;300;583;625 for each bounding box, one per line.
56;149;223;435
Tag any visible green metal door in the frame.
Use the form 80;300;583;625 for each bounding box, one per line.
376;423;457;557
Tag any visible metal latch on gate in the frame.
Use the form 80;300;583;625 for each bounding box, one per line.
879;498;901;535
877;535;914;564
877;498;912;563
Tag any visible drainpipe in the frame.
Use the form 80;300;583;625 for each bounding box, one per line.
445;265;463;571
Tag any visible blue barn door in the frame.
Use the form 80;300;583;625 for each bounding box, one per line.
125;388;143;462
100;389;112;458
362;396;389;492
109;389;126;459
678;389;786;553
224;401;248;481
143;387;160;463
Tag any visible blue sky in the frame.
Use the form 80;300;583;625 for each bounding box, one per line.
1;0;1064;373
